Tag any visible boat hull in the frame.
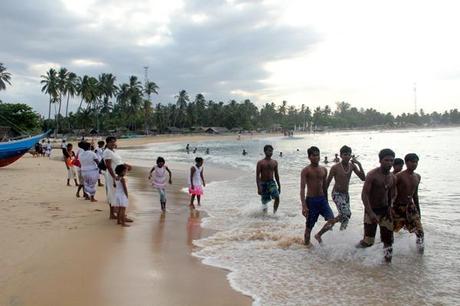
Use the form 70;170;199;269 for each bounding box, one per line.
0;131;50;168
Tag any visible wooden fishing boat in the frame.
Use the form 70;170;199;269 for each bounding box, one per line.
0;131;50;167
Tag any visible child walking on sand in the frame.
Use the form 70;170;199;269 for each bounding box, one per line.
114;164;130;227
189;157;205;209
148;157;172;212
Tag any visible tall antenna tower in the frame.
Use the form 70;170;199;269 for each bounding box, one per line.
413;82;417;114
144;66;149;84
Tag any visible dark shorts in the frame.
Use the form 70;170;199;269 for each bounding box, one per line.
305;196;334;230
362;207;394;246
260;180;279;204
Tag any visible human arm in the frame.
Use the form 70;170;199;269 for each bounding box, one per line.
148;166;155;180
361;174;378;223
300;169;308;217
325;166;335;192
256;161;261;195
352;158;366;181
190;167;196;189
414;174;421;216
166;166;172;184
200;167;205;187
105;159;116;188
274;161;281;194
121;177;128;198
323;168;328;200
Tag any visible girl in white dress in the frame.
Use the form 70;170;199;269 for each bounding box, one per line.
114;164;130;227
188;157;206;209
148;157;172;212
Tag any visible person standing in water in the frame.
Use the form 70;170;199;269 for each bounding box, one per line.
392;158;404;174
300;146;335;246
189;157;205;209
149;157;172;212
393;153;424;253
256;145;281;214
326;145;365;230
357;148;396;263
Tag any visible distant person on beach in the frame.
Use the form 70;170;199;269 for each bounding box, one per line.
94;140;105;186
357;148;396;263
256;145;281;214
64;143;78;186
300;146;335;246
333;154;340;163
79;141;100;202
189;157;205;209
45;140;52;158
326;145;365;230
193;147;197;154
392;158;404;174
206;148;210;155
186;144;190;154
61;139;66;150
393;153;424;253
149;157;172;212
279;152;283;157
242;149;247;156
114;164;130;227
323;156;329;164
103;136;132;220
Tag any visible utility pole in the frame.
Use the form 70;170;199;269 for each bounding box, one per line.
144;66;149;135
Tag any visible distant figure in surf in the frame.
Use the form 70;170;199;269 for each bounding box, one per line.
242;149;247;156
256;145;281;214
357;148;396;263
393;153;424;253
326;146;365;230
300;146;335;246
392;158;404;174
333;154;340;163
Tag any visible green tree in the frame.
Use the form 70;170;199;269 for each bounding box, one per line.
143;81;159;133
0;63;12;91
40;68;59;120
0;102;41;132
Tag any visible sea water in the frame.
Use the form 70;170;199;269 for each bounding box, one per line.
121;127;460;305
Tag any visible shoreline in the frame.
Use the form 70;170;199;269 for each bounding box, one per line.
0;139;252;305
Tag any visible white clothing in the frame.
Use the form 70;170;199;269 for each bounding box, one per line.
79;150;99;171
102;149;123;172
82;168;99;196
95;147;104;161
188;165;203;187
114;178;128;207
152;166;167;189
103;148;123;205
67;166;77;179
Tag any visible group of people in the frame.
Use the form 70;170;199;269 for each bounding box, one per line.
256;144;424;263
33;139;53;157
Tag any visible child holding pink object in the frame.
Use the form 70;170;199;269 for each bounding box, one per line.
188;157;205;209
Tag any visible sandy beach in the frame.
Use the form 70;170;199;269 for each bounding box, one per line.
0;137;252;306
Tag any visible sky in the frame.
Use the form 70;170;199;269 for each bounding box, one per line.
1;0;460;116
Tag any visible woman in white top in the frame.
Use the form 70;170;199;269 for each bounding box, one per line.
79;142;100;202
188;157;206;209
102;136;131;220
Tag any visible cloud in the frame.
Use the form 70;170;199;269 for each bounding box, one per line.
0;0;318;114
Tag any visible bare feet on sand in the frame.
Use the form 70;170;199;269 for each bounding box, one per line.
314;234;323;244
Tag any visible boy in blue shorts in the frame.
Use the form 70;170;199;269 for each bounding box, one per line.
300;146;335;246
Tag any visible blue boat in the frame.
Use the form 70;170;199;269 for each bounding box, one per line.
0;131;50;168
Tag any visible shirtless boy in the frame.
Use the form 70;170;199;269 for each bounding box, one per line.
326;145;365;230
393;153;424;253
256;145;281;213
357;148;396;263
300;146;335;246
392;158;404;174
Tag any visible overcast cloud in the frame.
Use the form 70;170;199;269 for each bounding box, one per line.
1;0;460;115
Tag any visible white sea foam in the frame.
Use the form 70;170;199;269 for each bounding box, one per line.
125;128;460;305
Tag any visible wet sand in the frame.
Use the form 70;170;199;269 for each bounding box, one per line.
0;150;251;305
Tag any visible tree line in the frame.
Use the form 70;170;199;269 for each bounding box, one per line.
1;64;460;135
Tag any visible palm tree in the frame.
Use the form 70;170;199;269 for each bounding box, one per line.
40;68;59;120
0;63;12;91
76;75;90;113
174;90;189;127
64;72;78;118
53;68;69;134
143;81;159;133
